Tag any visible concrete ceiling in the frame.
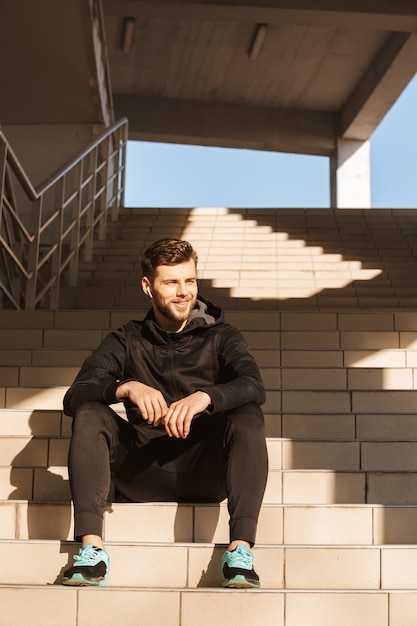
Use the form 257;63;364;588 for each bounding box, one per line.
0;0;107;125
1;1;417;158
103;0;417;155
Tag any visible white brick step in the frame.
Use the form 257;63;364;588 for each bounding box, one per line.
0;326;277;351
1;540;417;592
0;500;280;544
0;357;277;382
3;465;417;506
1;310;416;331
4;409;417;442
76;260;136;271
58;286;233;304
3;363;417;392
0;387;280;416
1;361;278;388
87;242;408;272
0;436;278;467
0;464;281;504
5;404;417;442
5;433;417;472
0;585;415;626
0;309;279;329
2;500;417;546
58;295;417;311
0;540;280;589
59;283;417;299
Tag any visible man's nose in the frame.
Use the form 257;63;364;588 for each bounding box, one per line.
177;279;188;295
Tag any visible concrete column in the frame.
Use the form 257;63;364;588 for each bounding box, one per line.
330;138;371;208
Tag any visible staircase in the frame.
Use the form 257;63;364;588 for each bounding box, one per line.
2;207;417;625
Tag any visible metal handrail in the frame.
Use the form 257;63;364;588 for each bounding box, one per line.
0;118;128;309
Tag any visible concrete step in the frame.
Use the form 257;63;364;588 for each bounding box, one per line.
0;500;280;544
5;585;413;626
3;500;417;546
5;432;417;473
4;408;417;441
96;241;330;256
0;388;280;425
2;326;417;354
58;283;417;300
2;539;417;593
4;384;417;419
1;309;416;331
57;294;417;310
1;539;417;591
3;363;417;391
0;540;279;588
5;464;417;506
0;346;279;369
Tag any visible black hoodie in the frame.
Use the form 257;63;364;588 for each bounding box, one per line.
63;296;265;422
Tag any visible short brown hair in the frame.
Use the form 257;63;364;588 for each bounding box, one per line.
142;239;198;279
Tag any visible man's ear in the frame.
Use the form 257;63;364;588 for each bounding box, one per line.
141;277;153;298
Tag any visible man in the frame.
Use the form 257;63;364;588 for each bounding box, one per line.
62;238;268;588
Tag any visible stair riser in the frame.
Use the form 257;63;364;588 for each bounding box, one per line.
4;409;417;441
4;467;417;506
2;502;417;546
0;542;417;591
4;364;417;392
5;435;417;472
3;587;417;626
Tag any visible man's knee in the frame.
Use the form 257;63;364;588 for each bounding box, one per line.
225;403;266;441
72;401;116;436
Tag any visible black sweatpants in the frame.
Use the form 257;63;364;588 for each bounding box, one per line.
68;401;268;546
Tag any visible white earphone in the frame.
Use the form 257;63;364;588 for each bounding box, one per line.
147;287;153;298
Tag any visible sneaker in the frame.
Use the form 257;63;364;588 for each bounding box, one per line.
221;543;260;588
62;543;109;587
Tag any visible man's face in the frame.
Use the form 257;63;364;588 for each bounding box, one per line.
142;259;198;332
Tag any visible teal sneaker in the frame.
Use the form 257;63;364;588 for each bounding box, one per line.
222;543;260;588
62;543;109;587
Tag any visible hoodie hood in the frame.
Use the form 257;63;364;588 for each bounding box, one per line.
187;295;222;327
143;295;224;342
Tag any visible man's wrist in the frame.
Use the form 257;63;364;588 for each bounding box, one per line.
116;379;137;399
197;390;213;412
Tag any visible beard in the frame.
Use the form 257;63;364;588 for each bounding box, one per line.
153;293;197;325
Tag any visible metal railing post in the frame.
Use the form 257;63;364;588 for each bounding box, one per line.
0;118;128;309
25;196;42;309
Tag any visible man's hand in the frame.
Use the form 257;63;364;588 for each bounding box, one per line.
116;381;168;425
162;391;212;438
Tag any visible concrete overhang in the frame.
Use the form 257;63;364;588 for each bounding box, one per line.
103;0;417;155
1;1;416;158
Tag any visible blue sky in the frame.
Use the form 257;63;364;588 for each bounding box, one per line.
125;73;417;209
